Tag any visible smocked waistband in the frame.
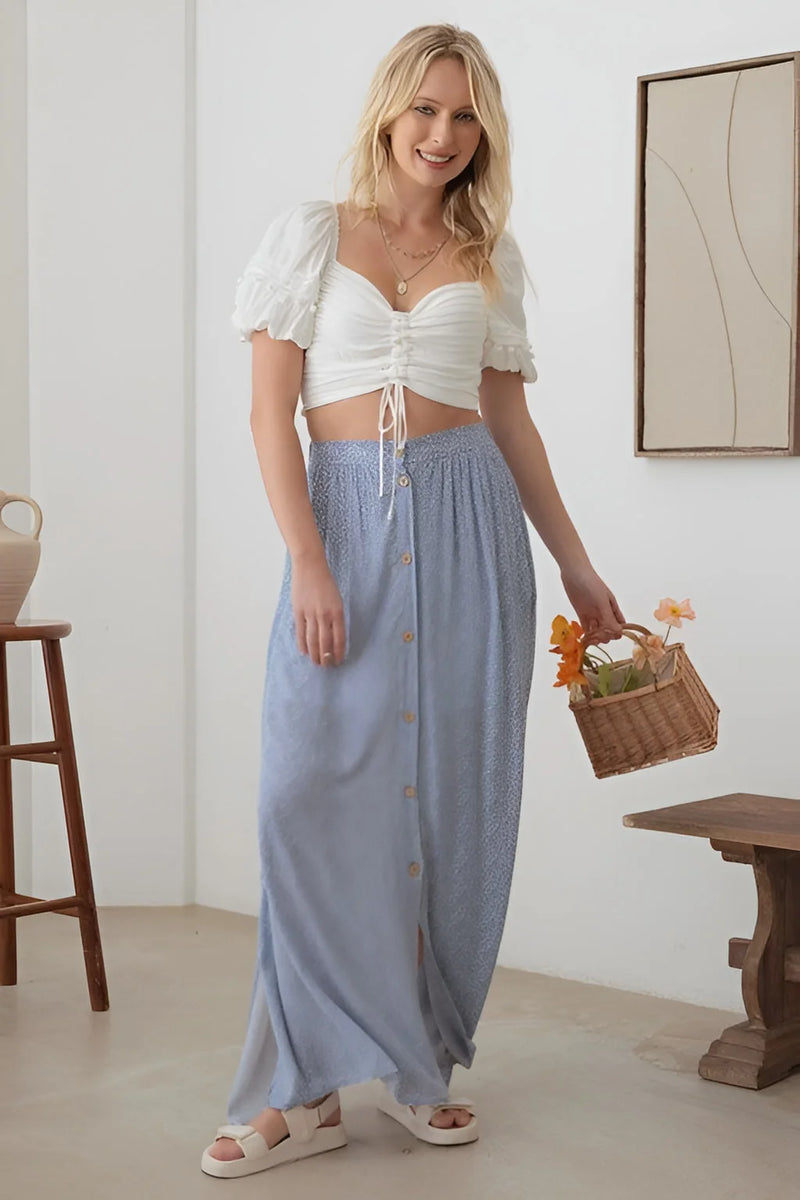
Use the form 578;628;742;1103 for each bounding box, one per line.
308;413;490;465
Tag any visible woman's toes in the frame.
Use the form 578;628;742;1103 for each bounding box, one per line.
429;1106;471;1128
207;1106;293;1160
208;1138;244;1162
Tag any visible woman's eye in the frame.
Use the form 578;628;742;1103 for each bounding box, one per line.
414;106;475;122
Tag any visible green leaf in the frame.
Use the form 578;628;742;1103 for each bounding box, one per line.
596;662;613;697
621;666;644;693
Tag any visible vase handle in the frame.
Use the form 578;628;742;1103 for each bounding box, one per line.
0;494;43;540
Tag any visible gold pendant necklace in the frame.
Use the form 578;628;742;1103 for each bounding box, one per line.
375;210;450;295
384;233;446;259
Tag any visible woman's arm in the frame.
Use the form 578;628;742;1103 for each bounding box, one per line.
249;330;346;665
479;368;625;641
249;331;325;565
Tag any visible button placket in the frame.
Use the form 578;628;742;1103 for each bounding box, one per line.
396;451;423;901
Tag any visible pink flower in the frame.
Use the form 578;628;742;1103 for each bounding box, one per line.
654;598;696;628
631;633;667;671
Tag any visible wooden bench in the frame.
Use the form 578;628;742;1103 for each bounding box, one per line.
623;793;800;1089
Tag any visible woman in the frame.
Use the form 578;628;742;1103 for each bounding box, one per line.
202;22;624;1179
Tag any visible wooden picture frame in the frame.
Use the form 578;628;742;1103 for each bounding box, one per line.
634;51;800;457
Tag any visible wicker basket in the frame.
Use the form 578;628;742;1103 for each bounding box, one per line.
569;623;719;779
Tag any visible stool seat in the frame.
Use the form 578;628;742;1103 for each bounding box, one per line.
0;619;108;1010
0;619;72;641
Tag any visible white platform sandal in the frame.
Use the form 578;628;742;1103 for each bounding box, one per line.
376;1080;479;1145
200;1090;347;1178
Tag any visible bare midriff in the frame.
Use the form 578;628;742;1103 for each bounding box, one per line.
305;388;483;443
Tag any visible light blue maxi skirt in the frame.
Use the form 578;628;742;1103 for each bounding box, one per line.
226;420;536;1120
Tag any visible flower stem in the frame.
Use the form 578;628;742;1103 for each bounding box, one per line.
583;644;615;666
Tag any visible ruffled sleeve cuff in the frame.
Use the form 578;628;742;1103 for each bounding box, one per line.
232;267;318;347
480;337;538;382
230;200;336;348
480;229;538;383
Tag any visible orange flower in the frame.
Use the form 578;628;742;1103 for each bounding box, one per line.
631;633;666;671
550;615;584;656
553;642;589;689
653;597;696;628
551;615;588;690
554;654;588;689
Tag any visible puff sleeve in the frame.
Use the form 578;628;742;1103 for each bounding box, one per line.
480;230;538;382
231;199;337;346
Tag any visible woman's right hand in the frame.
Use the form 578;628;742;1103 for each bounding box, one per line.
291;552;347;667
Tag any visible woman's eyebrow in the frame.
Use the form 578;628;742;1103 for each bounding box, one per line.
414;95;476;111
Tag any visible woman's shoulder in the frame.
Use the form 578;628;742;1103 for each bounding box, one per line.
487;227;528;304
239;199;338;279
258;198;338;250
490;227;523;269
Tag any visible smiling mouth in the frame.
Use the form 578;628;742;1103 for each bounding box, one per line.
416;148;455;163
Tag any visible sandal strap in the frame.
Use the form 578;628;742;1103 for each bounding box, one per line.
429;1098;477;1116
283;1091;339;1143
214;1124;269;1160
316;1090;340;1124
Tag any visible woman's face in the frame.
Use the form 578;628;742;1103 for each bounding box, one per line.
385;56;483;191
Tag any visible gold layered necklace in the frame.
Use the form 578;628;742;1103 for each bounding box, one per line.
375;208;451;296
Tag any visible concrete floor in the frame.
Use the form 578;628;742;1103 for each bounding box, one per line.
1;906;798;1200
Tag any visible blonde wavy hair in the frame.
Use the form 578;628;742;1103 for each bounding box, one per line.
334;23;520;303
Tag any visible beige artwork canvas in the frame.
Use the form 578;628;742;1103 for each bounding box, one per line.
634;52;800;456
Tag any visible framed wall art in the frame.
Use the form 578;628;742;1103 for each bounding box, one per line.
634;51;800;456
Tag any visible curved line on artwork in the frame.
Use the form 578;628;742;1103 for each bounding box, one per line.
727;70;792;330
647;146;738;446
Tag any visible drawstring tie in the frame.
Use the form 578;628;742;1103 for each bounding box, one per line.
378;379;408;522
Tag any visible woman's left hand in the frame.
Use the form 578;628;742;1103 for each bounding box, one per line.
560;565;626;645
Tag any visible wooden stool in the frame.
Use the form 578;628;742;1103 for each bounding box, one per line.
0;619;108;1010
624;793;800;1089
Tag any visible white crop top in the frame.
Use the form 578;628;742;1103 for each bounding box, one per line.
232;199;537;519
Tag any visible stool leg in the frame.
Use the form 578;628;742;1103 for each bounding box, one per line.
0;641;17;986
42;638;108;1011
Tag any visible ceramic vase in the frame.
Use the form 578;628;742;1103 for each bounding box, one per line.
0;491;43;624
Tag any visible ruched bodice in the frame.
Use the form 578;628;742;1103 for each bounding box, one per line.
304;260;490;516
232;199;538;520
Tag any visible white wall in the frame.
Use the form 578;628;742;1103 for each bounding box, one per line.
24;0;195;904
192;1;362;916
13;1;799;1010
0;0;33;894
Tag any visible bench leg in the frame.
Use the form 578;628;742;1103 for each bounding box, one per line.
42;638;109;1011
0;642;17;986
699;843;800;1088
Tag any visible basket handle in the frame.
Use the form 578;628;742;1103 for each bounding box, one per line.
574;623;667;704
581;623;653;653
